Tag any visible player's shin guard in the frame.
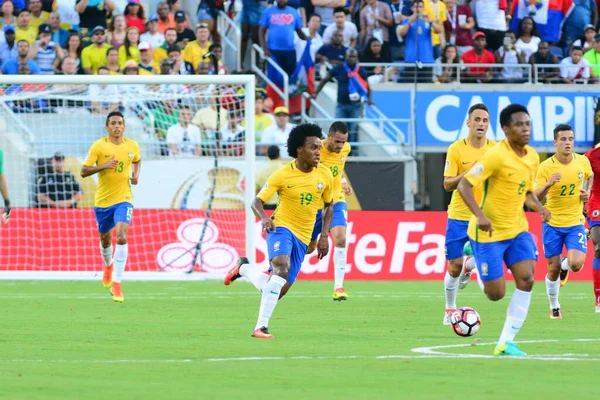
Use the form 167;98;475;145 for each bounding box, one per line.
497;289;532;348
333;247;347;289
444;271;459;310
113;244;128;283
240;264;269;292
255;275;286;330
593;259;600;304
100;243;113;266
545;275;560;309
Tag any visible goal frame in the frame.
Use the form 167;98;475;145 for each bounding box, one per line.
0;75;256;280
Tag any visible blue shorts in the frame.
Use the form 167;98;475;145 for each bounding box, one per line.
311;202;348;241
94;202;133;234
241;2;264;26
469;232;538;282
542;223;587;258
587;216;600;228
445;219;469;260
266;226;308;284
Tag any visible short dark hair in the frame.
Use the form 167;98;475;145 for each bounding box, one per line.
571;45;584;53
106;111;125;126
209;43;221;52
107;47;118;55
554;124;573;139
308;13;322;21
468;103;489;118
333;7;346;15
17;9;30;16
287;123;323;158
165;27;177;34
167;46;181;54
267;145;280;160
499;104;529;129
97;65;109;73
329;121;348;135
179;104;191;111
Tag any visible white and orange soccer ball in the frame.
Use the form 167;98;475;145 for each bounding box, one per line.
450;307;481;337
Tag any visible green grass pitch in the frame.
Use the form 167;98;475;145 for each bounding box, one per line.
0;280;597;399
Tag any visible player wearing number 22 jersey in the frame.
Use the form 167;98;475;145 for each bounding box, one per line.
81;112;141;303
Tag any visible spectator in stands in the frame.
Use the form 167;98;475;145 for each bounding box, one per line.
167;0;190;28
219;112;245;156
433;44;461;83
28;0;49;31
29;23;64;74
168;45;193;74
295;13;323;63
41;0;53;12
138;41;158;74
58;55;78;74
125;0;145;33
423;0;447;59
560;46;591;83
48;12;69;48
584;34;600;78
260;106;294;157
361;37;391;75
389;0;411;61
141;13;164;49
147;97;178;143
323;7;358;48
107;15;127;50
398;0;440;66
1;0;16;28
81;26;111;74
562;0;597;50
240;0;265;68
156;1;174;34
183;23;211;72
75;0;115;38
195;60;210;74
461;31;496;83
514;16;540;62
495;30;526;82
174;10;194;48
159;57;171;74
530;40;560;83
118;26;140;68
37;152;82;209
311;0;340;34
105;47;121;73
89;66;121;112
360;0;393;57
167;105;202;156
313;48;373;145
256;145;286;210
54;0;80;31
472;0;507;51
1;39;40;74
208;44;229;74
63;32;83;73
572;24;596;52
316;30;347;65
192;96;229;141
153;27;176;61
0;26;17;65
16;10;37;44
254;93;274;142
196;0;224;45
259;0;307;76
442;0;474;57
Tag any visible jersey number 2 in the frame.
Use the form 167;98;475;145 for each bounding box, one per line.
578;232;586;248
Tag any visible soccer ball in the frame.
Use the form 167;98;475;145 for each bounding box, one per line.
450;307;481;337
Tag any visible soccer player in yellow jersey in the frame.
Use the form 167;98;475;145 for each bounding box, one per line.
307;121;353;301
223;124;334;339
458;104;550;357
442;103;496;324
534;124;593;319
80;112;141;303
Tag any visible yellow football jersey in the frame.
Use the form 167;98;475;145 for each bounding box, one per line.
444;138;496;221
319;140;351;204
535;154;592;228
465;140;540;243
257;161;334;245
83;137;141;208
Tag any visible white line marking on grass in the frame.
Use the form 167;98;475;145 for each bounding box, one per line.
1;359;193;364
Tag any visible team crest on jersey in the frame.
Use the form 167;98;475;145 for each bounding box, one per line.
579;172;584;180
472;164;484;176
128;152;133;159
481;262;488;276
593;210;600;218
273;241;280;252
317;182;324;191
341;156;345;163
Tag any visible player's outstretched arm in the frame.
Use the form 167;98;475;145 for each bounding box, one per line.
317;202;333;259
251;197;275;233
457;178;493;235
525;191;551;223
80;157;118;178
130;160;141;185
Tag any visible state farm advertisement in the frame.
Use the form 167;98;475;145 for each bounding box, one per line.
0;209;594;281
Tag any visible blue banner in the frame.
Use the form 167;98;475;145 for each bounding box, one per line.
373;90;598;148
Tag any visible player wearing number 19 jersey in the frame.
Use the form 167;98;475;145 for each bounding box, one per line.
81;112;141;303
308;122;352;301
535;125;592;319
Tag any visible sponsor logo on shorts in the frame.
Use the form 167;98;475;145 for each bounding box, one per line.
444;246;448;256
274;241;280;252
481;262;488;276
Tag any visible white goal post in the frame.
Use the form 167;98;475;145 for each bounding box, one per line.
0;75;256;280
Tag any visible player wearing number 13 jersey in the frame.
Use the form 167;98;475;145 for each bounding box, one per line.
534;125;592;319
81;112;141;303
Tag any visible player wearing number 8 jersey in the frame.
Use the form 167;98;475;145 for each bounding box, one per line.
81;111;141;303
223;124;334;338
534;125;592;319
307;121;353;301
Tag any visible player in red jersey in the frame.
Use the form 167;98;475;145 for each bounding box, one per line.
584;145;600;312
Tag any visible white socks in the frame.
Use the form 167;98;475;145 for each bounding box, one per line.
113;244;128;283
561;257;572;272
333;247;347;289
465;256;477;271
444;271;459;310
100;243;113;267
545;275;560;309
240;263;269;292
497;288;532;347
255;275;287;330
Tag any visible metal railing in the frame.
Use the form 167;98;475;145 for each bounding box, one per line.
251;44;289;109
217;10;241;72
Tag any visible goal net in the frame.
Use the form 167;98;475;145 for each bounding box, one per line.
0;75;256;279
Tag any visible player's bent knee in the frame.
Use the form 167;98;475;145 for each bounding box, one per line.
571;261;584;273
447;259;462;277
516;276;534;292
486;291;505;301
116;235;128;245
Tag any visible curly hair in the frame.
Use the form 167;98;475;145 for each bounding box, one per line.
499;104;529;129
287;123;323;158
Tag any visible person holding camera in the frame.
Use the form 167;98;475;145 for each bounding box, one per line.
29;23;65;74
494;30;526;83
